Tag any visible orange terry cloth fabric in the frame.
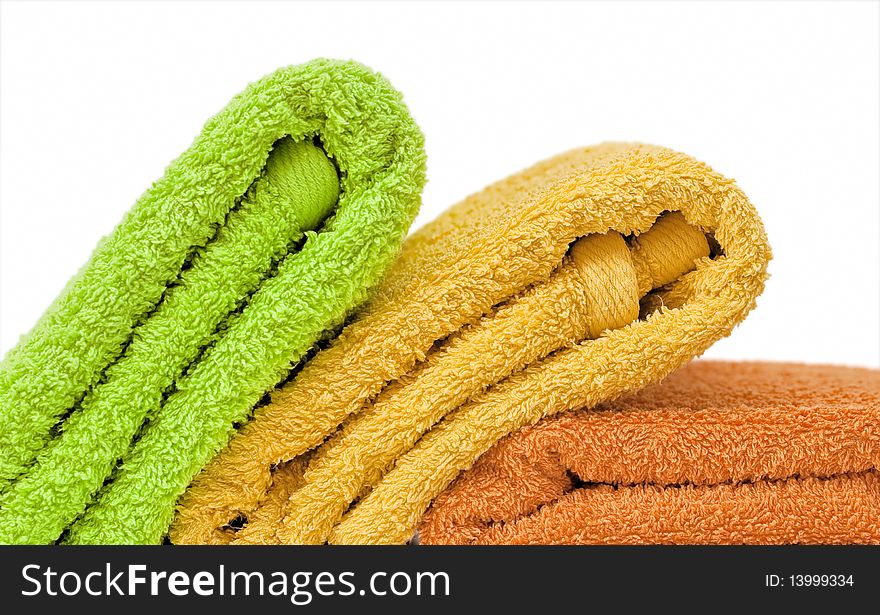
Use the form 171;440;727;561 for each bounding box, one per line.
419;361;880;545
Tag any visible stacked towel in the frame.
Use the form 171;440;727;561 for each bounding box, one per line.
0;59;426;544
419;361;880;544
172;143;770;545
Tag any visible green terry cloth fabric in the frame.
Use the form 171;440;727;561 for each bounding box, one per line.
0;59;426;544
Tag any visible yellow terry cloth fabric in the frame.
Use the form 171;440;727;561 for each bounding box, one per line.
170;143;770;545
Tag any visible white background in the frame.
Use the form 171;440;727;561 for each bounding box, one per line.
1;1;878;366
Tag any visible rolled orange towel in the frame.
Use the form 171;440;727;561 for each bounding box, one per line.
419;361;880;545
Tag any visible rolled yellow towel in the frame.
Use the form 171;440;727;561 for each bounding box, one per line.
170;143;770;544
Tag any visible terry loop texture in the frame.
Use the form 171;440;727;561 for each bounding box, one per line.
0;59;426;544
171;143;770;545
418;361;880;545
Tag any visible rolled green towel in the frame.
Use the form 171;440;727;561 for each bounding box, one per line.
0;59;425;544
